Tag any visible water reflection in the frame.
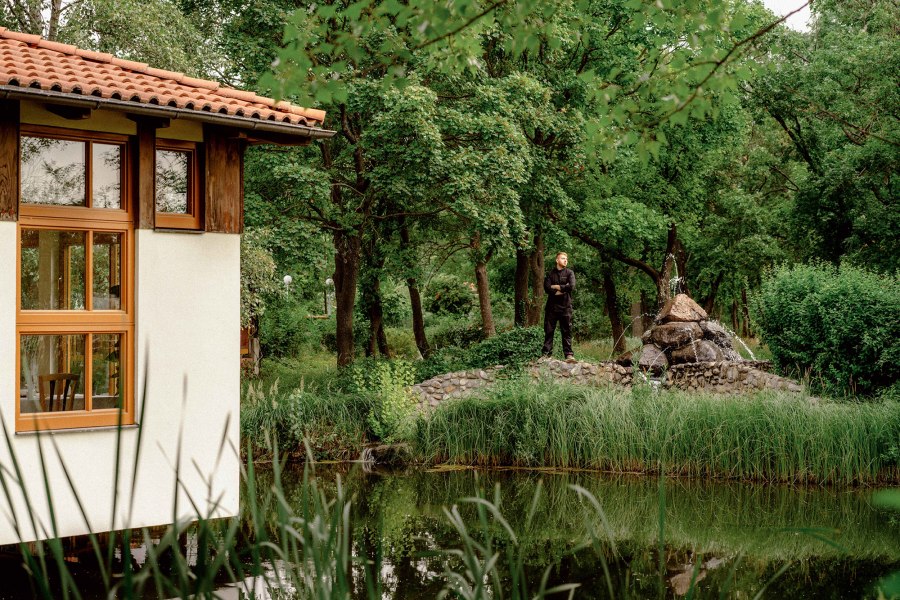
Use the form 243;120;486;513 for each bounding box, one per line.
1;466;897;598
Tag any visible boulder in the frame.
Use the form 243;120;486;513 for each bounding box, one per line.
657;294;708;323
650;321;703;349
721;347;743;362
638;344;668;372
699;319;732;346
670;340;723;364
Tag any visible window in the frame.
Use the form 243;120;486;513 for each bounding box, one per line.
17;126;133;432
155;140;200;229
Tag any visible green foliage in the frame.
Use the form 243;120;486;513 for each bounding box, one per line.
749;0;900;272
241;380;371;460
346;359;418;442
752;263;900;396
240;228;280;328
258;294;335;358
413;380;900;484
426;274;476;316
466;326;543;368
429;315;486;350
416;326;543;382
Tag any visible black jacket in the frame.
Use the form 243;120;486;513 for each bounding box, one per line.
544;268;575;313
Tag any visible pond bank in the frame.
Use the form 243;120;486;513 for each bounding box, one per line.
243;379;900;486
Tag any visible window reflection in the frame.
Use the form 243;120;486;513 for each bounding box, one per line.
92;334;122;410
19;334;86;413
155;150;189;213
92;143;122;209
20;229;86;310
21;137;86;206
93;232;122;310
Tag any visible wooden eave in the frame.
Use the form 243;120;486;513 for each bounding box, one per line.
0;86;336;145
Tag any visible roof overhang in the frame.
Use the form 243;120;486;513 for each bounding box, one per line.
1;85;336;145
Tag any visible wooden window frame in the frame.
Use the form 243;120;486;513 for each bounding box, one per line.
16;126;134;432
155;139;201;230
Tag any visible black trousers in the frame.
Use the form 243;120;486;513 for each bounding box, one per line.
542;310;573;356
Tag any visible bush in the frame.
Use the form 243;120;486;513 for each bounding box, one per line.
428;315;485;349
345;358;418;442
425;274;475;316
259;295;334;357
752;263;900;396
415;326;544;382
466;326;544;368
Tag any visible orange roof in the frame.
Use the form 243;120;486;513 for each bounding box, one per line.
0;27;329;135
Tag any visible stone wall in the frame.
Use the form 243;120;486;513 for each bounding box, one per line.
413;368;499;409
412;358;804;410
664;361;802;393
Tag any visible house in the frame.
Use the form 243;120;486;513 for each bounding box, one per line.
0;27;333;545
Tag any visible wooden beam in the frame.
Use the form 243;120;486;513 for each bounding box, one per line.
45;103;92;120
204;125;244;234
133;120;156;229
0;100;19;222
126;114;170;130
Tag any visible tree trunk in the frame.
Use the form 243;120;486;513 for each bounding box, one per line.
474;260;496;337
731;299;740;334
640;291;654;330
399;222;430;358
702;272;724;314
514;249;529;326
526;234;545;326
365;278;390;358
672;237;690;296
654;222;682;308
741;287;752;338
333;230;361;367
48;0;63;40
602;268;626;354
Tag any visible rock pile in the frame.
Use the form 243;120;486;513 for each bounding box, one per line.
638;294;742;373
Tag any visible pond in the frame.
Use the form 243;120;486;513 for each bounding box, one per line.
1;465;898;598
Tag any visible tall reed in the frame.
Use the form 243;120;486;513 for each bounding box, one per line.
413;380;900;485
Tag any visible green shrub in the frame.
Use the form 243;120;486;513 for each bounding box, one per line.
346;359;418;442
752;263;900;396
425;274;475;316
466;326;543;368
259;295;334;357
415;326;544;382
428;315;485;349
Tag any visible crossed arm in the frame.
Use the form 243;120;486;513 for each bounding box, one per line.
544;271;576;295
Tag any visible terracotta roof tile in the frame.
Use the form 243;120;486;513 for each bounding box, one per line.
0;27;327;128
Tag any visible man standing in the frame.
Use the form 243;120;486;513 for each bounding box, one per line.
542;251;576;360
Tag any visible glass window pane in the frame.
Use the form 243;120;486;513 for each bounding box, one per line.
92;334;123;410
20;229;86;310
21;137;86;206
92;143;122;209
93;232;122;310
19;334;86;413
155;150;189;213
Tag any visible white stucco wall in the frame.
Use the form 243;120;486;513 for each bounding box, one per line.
0;226;240;545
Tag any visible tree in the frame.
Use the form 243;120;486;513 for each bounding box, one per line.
1;0;217;75
747;0;899;272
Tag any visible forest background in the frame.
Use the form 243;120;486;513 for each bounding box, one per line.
3;0;896;370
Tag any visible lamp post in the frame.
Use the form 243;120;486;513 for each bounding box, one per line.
283;274;293;292
324;278;334;316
